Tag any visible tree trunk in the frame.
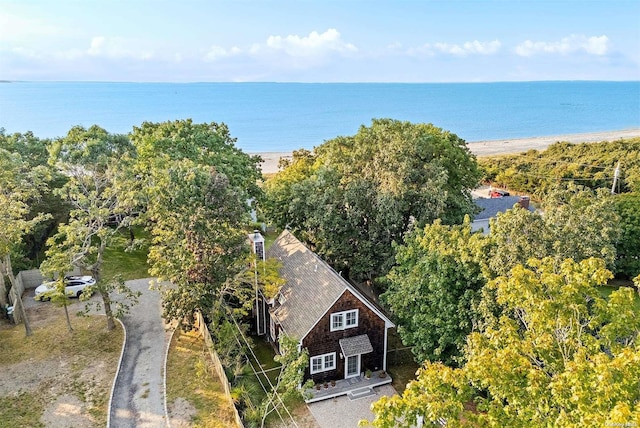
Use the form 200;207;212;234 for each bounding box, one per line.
0;260;8;308
4;255;32;336
63;304;73;332
101;290;116;331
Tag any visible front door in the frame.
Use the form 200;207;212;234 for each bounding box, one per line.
345;354;360;378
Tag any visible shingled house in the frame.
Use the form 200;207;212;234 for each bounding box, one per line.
471;194;533;234
255;230;395;384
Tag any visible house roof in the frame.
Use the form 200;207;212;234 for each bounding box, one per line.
473;196;533;220
339;334;373;357
267;230;394;341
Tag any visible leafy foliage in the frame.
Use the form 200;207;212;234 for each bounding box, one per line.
0;145;50;335
367;258;640;427
123;120;263;328
264;119;481;282
41;125;139;330
382;219;489;366
479;138;640;195
0;130;66;270
259;334;312;426
147;162;250;327
614;192;640;278
488;185;620;277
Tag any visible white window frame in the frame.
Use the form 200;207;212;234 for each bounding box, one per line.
310;352;337;374
330;309;358;332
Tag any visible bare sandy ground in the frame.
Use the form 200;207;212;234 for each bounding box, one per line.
254;128;640;175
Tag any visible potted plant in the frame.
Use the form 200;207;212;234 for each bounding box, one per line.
379;370;387;378
315;383;321;390
323;381;329;389
365;369;372;379
330;379;336;387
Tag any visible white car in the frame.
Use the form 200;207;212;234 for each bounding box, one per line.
34;275;96;301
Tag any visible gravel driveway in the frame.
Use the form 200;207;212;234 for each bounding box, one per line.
109;278;172;428
307;384;397;428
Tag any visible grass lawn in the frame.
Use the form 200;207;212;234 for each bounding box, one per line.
386;329;420;394
246;336;320;427
0;311;123;427
102;226;150;281
166;328;239;428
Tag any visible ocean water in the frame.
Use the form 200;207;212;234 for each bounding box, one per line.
1;81;638;153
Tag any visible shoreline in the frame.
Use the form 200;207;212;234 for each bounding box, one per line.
254;128;640;175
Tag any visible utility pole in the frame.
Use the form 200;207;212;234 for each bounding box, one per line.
611;161;621;194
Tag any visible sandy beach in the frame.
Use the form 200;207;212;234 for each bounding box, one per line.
254;128;640;175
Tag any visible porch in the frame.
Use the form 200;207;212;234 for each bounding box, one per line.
304;370;392;403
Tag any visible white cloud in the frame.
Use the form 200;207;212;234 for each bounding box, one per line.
263;29;357;57
515;34;609;57
204;45;242;61
407;40;501;57
435;40;501;56
200;29;358;70
203;29;357;62
86;36;154;60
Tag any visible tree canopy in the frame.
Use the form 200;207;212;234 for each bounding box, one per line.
264;119;481;282
126;120;262;327
368;258;640;427
613;192;640;278
479;138;640;195
41;125;139;330
381;219;489;366
488;185;620;277
147;162;250;326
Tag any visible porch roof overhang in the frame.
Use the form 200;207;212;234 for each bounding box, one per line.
339;334;373;357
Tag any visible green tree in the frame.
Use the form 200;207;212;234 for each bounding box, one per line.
488;185;620;277
0;148;50;335
381;219;490;366
367;258;640;427
124;120;263;327
41;125;139;330
127;119;262;207
264;119;480;282
259;334;312;427
613;192;640;278
0;130;65;272
261;149;317;230
147;162;250;327
479;138;640;195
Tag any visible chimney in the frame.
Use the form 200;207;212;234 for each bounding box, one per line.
518;196;530;209
248;230;265;261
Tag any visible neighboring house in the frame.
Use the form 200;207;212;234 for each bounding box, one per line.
250;230;395;384
471;195;533;234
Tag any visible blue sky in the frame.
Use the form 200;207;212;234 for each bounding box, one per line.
1;0;638;82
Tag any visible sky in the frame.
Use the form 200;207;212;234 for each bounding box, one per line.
1;0;639;82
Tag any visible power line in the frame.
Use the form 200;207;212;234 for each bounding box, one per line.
228;311;299;427
488;156;616;171
229;326;289;427
501;170;613;182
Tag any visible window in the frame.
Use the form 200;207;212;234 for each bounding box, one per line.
345;310;357;327
332;314;343;330
330;309;358;331
310;352;337;374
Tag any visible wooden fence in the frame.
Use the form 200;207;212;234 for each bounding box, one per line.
195;311;245;428
6;267;81;324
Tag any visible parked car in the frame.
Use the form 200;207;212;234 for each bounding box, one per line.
490;189;510;198
34;275;96;301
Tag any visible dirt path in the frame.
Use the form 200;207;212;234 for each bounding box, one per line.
109;278;172;428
